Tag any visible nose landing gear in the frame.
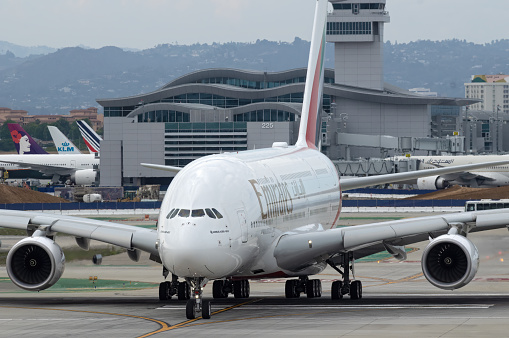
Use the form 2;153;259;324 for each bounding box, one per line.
186;277;211;319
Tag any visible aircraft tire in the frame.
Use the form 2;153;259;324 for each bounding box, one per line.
331;281;343;300
186;299;196;319
202;300;211;319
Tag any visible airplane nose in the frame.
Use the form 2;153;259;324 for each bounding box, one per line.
161;225;240;278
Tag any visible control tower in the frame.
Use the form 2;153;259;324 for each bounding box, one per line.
327;1;390;90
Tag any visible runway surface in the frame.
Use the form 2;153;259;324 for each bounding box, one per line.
2;212;509;337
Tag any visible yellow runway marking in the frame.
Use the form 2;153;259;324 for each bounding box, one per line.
0;305;170;337
363;273;424;288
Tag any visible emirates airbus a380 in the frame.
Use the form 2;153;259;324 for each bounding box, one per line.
3;0;509;320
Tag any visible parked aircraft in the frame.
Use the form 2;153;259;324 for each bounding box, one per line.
2;0;509;321
77;120;101;153
1;124;98;184
392;155;509;189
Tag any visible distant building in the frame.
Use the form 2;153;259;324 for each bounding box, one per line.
465;75;509;114
0;107;103;130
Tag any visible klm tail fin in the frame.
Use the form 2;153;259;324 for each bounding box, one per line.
48;126;82;154
7;123;49;155
77;120;102;153
295;0;327;149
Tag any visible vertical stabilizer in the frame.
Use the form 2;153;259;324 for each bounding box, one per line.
48;126;82;154
295;0;328;149
77;120;102;153
7;123;49;155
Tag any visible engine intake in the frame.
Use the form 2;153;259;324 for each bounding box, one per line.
421;234;478;290
6;237;65;291
416;175;450;190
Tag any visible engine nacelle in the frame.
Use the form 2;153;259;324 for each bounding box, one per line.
421;234;479;290
416;175;449;190
71;169;97;185
6;237;65;291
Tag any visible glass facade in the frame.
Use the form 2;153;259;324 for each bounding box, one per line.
196;76;334;89
327;22;372;35
234;110;296;122
164;122;248;167
137;110;190;123
332;3;385;10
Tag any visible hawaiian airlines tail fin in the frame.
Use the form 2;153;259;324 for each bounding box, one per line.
7;123;49;155
295;0;328;149
48;126;82;154
77;120;102;153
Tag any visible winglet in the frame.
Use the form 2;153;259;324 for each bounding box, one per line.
295;0;328;149
7;123;49;155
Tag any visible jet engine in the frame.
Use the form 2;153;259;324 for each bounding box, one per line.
416;175;450;190
6;237;65;291
71;169;97;185
421;234;478;290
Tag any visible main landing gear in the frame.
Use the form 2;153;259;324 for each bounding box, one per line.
327;252;363;300
212;279;250;299
284;276;322;298
158;274;191;301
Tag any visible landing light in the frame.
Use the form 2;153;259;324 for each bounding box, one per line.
308;240;312;248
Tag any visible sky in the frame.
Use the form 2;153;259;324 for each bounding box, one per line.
0;0;507;50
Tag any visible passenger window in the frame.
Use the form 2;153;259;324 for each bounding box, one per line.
205;208;216;219
212;208;223;219
192;209;205;217
178;209;190;217
169;209;179;219
166;208;175;219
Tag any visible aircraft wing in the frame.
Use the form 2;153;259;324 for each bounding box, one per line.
273;208;509;271
0;160;76;176
140;163;182;174
0;210;158;256
340;160;509;191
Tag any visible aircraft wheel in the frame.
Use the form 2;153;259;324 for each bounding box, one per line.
178;281;190;300
213;280;225;299
331;281;343;300
159;281;171;301
350;280;362;300
285;279;300;298
186;299;196;319
202;300;211;319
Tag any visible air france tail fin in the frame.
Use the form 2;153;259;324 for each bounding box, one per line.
295;0;327;149
48;126;82;154
77;120;102;153
7;123;49;155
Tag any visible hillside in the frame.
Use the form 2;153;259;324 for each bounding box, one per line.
0;39;507;115
0;184;69;203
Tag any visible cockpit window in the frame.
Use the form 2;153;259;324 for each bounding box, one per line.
212;208;223;219
191;209;205;217
169;209;179;219
205;208;216;219
166;208;175;219
178;209;190;217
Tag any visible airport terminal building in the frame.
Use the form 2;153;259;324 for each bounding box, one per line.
97;0;476;187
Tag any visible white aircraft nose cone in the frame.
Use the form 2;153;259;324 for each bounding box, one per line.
161;225;240;278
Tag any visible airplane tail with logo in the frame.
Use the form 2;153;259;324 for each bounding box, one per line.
77;120;102;153
295;0;327;149
48;126;82;154
7;123;49;155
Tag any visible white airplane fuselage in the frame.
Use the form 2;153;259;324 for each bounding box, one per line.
158;145;341;280
0;153;98;171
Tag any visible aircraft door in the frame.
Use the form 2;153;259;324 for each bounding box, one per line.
70;160;76;168
237;210;248;243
